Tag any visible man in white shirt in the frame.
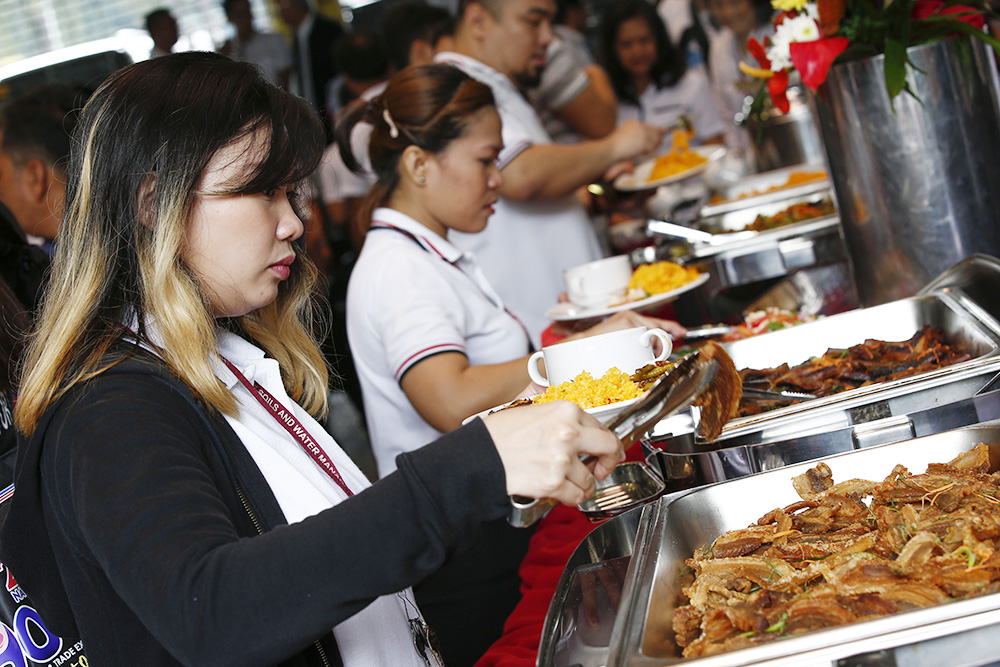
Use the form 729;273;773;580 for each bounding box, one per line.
221;0;293;89
436;0;664;345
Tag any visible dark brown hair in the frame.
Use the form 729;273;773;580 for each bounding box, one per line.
335;64;495;231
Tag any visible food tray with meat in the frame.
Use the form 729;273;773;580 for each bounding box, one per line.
693;193;838;238
606;425;1000;666
700;164;830;218
650;291;1000;447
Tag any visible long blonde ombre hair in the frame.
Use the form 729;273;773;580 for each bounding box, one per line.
16;52;329;435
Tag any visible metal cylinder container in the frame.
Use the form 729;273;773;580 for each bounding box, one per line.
742;85;826;171
812;37;1000;306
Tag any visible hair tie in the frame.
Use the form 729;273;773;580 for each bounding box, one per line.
382;109;400;139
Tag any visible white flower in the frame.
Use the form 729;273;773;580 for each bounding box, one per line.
766;13;821;71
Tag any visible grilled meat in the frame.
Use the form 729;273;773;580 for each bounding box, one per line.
739;327;971;417
673;444;1000;658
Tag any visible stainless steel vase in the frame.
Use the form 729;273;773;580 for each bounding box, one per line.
812;37;1000;306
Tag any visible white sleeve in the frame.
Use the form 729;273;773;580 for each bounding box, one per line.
533;37;591;111
361;249;470;382
318;124;376;203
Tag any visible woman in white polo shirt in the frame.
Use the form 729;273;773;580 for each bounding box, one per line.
598;0;727;151
341;64;684;665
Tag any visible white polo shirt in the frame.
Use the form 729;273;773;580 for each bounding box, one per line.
346;208;532;477
435;51;603;346
616;67;728;152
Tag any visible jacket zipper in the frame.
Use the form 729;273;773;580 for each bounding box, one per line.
235;483;333;667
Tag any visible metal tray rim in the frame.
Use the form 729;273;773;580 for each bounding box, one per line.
706;290;1000;439
699;181;830;218
609;425;1000;666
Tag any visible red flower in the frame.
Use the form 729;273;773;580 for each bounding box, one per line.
911;0;945;19
939;5;986;29
817;0;847;36
912;0;985;28
768;70;790;113
747;37;771;69
789;36;851;91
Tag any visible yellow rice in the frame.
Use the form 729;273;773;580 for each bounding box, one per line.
533;368;642;409
628;261;700;296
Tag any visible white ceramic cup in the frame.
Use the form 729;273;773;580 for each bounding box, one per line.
527;326;673;388
563;255;634;308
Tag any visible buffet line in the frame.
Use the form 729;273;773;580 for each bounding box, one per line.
527;140;1000;666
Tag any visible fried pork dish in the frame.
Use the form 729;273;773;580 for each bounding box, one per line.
738;326;971;416
672;444;1000;658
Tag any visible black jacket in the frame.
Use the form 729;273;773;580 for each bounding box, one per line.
0;201;50;314
293;14;344;142
0;349;510;666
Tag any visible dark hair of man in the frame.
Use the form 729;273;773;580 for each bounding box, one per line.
597;0;686;106
380;2;454;72
751;0;776;28
336;32;390;82
0;84;84;174
145;8;174;33
222;0;246;16
458;0;506;20
335;64;495;229
554;0;583;25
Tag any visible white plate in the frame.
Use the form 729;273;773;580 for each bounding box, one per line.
613;145;726;192
462;395;643;426
545;272;710;322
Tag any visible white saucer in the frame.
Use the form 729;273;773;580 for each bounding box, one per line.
545;272;710;322
462;395;643;426
614;145;726;192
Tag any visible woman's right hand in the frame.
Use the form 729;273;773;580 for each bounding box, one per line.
481;402;625;506
607;118;665;162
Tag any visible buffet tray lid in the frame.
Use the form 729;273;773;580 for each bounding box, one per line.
607;425;1000;666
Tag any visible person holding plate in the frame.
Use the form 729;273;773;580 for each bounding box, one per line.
0;53;630;667
598;0;727;152
339;64;685;664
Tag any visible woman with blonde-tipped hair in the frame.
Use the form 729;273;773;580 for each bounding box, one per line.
1;51;623;667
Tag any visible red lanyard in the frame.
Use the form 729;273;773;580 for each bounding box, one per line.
221;358;355;498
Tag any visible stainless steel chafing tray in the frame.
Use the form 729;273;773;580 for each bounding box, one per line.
694;192;835;238
699;164;830;219
639;286;1000;487
606;425;1000;667
646;198;849;306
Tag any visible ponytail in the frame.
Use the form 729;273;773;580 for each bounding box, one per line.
333;64;495;233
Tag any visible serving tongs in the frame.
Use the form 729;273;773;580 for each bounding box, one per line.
646;219;757;246
741;387;817;403
508;344;738;527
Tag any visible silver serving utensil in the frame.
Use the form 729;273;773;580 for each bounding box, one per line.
508;351;718;527
683;323;734;341
741;387;817;402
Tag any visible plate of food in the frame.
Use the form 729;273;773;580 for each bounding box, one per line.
546;263;709;322
462;363;671;426
614;144;726;192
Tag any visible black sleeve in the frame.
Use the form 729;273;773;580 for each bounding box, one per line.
43;373;510;666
